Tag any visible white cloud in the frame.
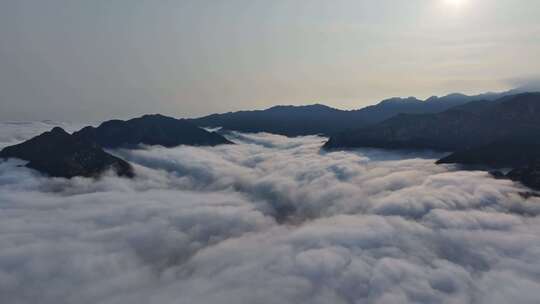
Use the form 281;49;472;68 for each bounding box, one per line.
1;124;540;304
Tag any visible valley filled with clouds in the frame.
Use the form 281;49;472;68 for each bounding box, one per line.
1;122;540;304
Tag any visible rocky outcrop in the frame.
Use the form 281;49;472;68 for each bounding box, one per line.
0;127;134;178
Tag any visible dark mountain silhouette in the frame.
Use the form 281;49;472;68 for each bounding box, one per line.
324;109;503;151
436;135;540;168
324;93;540;168
3;90;538;186
1;114;233;178
190;91;516;136
189;104;363;137
353;93;500;125
436;93;540;166
0;127;133;178
507;160;540;190
74;114;232;148
342;90;520;125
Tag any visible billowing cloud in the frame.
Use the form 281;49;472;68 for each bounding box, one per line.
1;122;540;304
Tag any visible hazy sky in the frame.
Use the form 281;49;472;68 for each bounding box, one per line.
0;0;539;122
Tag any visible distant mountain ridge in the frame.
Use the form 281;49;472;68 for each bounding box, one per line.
190;104;362;137
190;89;521;136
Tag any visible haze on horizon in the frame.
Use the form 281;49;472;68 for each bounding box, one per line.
0;0;539;122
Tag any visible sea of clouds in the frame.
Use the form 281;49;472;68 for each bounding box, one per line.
1;122;540;304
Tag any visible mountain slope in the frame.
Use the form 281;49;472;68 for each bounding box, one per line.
0;114;233;178
433;93;540;167
0;127;134;178
324;109;504;151
507;160;540;190
354;93;495;124
190;104;364;137
324;93;540;167
190;91;516;137
436;134;540;168
75;114;232;148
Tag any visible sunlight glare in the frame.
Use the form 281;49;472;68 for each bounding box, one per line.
445;0;465;8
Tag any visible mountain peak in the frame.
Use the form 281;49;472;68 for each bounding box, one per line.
139;113;172;119
267;103;336;112
0;127;134;178
49;126;68;135
378;97;421;105
75;114;232;148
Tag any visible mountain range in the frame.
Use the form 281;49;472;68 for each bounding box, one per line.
190;89;523;136
323;93;540;164
1;89;539;190
322;93;540;190
190;89;539;190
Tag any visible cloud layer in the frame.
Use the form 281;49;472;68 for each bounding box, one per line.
1;122;540;304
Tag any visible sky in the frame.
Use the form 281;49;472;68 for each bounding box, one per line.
0;0;539;122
